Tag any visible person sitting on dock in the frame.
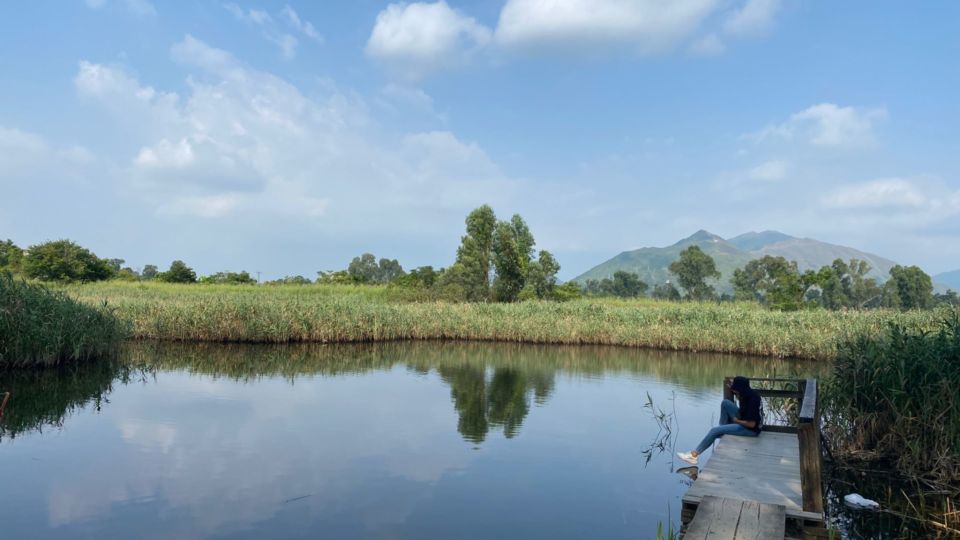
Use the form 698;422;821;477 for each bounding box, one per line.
677;376;762;465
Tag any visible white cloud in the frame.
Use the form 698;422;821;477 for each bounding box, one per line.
223;3;322;59
71;36;515;227
747;159;788;182
495;0;718;53
722;0;781;37
750;103;888;148
823;178;931;210
281;5;323;42
366;1;492;79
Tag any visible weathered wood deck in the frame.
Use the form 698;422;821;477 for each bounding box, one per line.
684;495;785;540
682;433;819;521
680;378;826;539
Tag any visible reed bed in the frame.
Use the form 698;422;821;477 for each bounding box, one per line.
0;274;127;367
66;282;945;360
823;310;960;486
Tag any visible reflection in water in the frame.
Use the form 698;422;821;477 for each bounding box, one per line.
1;341;837;540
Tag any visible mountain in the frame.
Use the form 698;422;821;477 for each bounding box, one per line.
935;270;960;291
574;230;901;293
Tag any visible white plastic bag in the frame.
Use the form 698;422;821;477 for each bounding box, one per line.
843;493;880;510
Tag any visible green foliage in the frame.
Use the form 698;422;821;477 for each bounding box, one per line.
347;253;405;284
668;246;720;301
392;266;441;289
158;260;197;283
823;310;960;483
22;239;113;283
316;270;354;284
551;281;582;302
0;239;24;273
585;271;648;298
935;290;960;307
266;275;312;285
445;207;558;302
492;221;526;302
651;282;681;301
141;265;159;280
882;265;934;310
0;273;127;366
731;256;806;311
448;205;497;301
199;271;256;285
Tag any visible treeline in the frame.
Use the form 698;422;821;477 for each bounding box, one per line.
582;245;957;311
0;205;577;302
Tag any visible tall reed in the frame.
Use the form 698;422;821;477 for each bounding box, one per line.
0;274;128;366
67;282;943;360
823;309;960;485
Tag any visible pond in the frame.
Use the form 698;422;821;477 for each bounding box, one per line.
0;341;905;539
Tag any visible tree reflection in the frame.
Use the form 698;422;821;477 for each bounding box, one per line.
438;365;553;443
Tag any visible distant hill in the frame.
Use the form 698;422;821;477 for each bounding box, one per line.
935;270;960;291
574;230;901;294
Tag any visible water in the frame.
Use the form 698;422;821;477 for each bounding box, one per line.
0;341;879;539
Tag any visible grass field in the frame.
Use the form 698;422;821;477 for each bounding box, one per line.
63;281;948;360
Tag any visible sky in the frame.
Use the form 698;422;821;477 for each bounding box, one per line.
1;1;958;280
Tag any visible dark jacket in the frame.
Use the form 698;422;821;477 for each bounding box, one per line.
731;376;763;434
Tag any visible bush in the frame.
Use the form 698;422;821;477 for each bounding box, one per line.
823;309;960;484
0;273;127;366
22;239;113;283
158;260;197;283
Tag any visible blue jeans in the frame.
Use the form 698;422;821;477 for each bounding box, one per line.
694;399;758;454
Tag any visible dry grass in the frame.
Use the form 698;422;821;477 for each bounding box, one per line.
62;282;947;360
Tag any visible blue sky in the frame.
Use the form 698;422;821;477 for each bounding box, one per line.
1;0;958;279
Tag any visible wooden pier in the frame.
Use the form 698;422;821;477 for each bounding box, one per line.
681;378;826;539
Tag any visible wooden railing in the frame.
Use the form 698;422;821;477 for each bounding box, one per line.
723;377;824;516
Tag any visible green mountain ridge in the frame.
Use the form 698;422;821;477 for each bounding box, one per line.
573;230;904;294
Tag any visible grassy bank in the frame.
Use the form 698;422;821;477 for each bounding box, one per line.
0;274;127;367
65;281;945;360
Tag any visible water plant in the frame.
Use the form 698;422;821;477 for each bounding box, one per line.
0;273;127;366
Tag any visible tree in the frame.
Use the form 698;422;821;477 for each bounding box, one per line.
22;239;113;282
668;246;720;301
158;260;197;283
553;281;582;301
731;256;805;310
523;250;560;299
347;253;379;283
0;239;24;272
142;265;159;280
492;221;525;302
447;205;497;301
596;271;647;298
393;266;440;288
376;258;405;283
652;282;682;301
199;271;256;285
935;290;960;307
882;265;934;310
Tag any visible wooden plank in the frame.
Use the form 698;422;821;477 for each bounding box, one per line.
685;496;743;539
798;421;824;514
733;501;786;540
754;389;804;399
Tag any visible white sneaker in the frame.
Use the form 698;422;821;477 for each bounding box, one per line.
677;451;698;465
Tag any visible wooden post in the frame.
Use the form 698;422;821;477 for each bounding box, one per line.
723;377;734;402
797;379;823;515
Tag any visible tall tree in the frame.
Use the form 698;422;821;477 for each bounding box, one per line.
449;205;497;301
0;239;24;272
22;239;113;282
668;246;720;301
347;253;379;283
882;265;934;310
524;250;560;299
492;221;525;302
142;265;159;280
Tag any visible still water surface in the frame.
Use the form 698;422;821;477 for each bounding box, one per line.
1;342;823;539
